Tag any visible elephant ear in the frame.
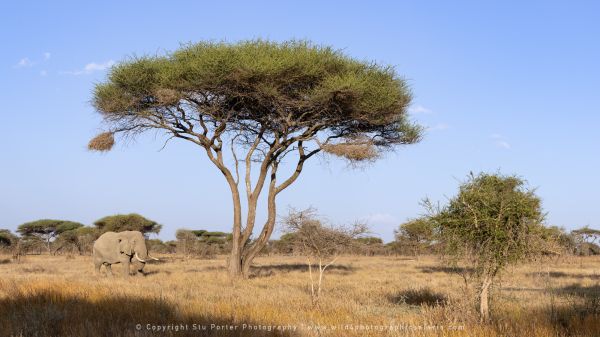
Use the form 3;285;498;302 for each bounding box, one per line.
118;238;133;256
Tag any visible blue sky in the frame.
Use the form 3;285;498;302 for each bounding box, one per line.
1;1;598;242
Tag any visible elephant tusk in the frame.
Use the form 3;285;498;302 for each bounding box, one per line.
134;252;146;263
148;254;159;261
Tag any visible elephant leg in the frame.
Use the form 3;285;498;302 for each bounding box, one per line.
137;263;146;276
122;259;130;277
105;264;113;276
94;260;102;274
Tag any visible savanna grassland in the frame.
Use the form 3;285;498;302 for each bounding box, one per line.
0;254;599;337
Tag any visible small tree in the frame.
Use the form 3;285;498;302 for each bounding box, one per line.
0;229;18;247
395;218;435;257
1;230;21;261
355;236;384;256
88;40;422;278
175;229;197;257
572;226;600;256
51;222;85;255
94;214;162;235
17;220;65;253
74;226;101;255
18;236;45;255
282;208;367;306
147;239;175;254
270;233;297;255
426;172;546;322
536;225;576;256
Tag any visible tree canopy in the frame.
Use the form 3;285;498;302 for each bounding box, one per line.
0;229;18;246
425;172;546;321
88;40;422;277
428;173;545;271
17;219;86;253
572;226;600;244
93;213;162;235
17;219;83;241
395;217;435;256
90;40;420;157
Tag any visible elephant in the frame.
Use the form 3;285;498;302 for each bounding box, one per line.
93;231;158;277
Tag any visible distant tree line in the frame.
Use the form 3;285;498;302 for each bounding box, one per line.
1;210;597;260
0;214;162;257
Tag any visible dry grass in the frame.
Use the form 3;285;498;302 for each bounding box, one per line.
0;254;599;337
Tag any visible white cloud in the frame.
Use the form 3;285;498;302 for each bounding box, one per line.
409;105;432;114
43;52;51;60
495;141;511;149
64;60;115;75
428;123;449;131
40;70;48;76
15;58;33;68
490;133;511;149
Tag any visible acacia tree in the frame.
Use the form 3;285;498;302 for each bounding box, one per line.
0;229;18;248
88;40;422;278
175;229;197;257
572;226;600;255
94;214;162;235
17;219;83;253
395;218;435;257
425;172;546;322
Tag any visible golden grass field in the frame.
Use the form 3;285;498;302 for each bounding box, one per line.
0;254;599;337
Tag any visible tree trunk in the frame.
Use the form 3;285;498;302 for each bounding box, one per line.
225;171;243;278
479;275;493;322
240;175;278;278
227;142;311;279
228;245;243;277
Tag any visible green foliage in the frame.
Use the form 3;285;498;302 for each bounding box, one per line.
18;235;46;254
182;229;231;245
536;225;576;254
0;229;18;246
198;231;230;245
89;40;423;275
94;214;162;234
190;230;207;237
17;220;63;237
48;225;94;255
202;231;230;237
572;226;600;243
175;228;231;257
355;236;383;245
91;40;421;158
427;172;546;276
395;218;436;255
571;226;600;255
270;233;298;254
56;221;84;234
75;226;100;237
176;229;195;240
17;220;85;252
577;242;600;256
146;239;175;254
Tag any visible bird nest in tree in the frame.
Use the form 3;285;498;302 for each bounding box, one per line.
88;132;115;152
321;138;379;162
